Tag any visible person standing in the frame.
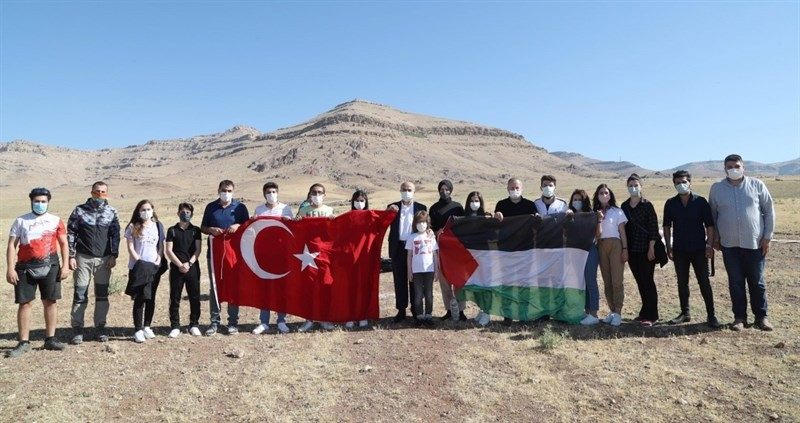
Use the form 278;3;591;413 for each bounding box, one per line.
200;180;249;336
429;180;466;321
709;154;775;331
533;175;568;216
67;181;120;344
387;182;427;323
663;170;720;328
165;203;203;338
252;182;294;335
5;188;69;357
621;174;660;327
406;211;440;328
345;189;372;329
568;189;601;326
594;184;628;327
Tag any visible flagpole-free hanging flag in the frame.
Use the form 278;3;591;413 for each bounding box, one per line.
210;210;396;322
439;213;597;324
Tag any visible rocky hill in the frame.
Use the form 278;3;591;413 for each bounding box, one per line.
550;151;653;177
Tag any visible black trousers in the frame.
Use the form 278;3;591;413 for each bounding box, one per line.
628;252;659;321
169;265;201;329
391;243;417;316
133;275;161;331
673;250;715;317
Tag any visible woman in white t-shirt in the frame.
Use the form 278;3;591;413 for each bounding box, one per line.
592;184;629;327
124;200;166;343
405;211;440;328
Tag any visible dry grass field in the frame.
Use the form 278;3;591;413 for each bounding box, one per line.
0;176;798;422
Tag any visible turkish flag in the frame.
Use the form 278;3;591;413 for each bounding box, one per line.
210;210;396;322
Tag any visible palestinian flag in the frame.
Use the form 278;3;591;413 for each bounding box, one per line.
439;213;597;324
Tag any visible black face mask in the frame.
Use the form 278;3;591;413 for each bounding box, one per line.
179;212;192;223
439;191;451;202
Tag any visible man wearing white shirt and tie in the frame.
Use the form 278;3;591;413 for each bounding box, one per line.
387;182;427;323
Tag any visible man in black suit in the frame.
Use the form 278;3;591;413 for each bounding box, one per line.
387;181;427;323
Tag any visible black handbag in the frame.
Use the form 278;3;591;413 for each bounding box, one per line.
627;205;669;268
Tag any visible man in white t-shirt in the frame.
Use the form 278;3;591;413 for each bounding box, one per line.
252;182;294;335
533;174;568;216
5;188;70;358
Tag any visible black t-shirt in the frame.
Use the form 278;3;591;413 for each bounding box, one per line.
494;197;536;217
166;223;201;265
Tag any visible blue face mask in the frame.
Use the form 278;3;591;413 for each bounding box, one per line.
32;201;48;215
179;212;192;223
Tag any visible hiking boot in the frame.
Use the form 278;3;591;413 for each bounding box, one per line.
96;326;109;343
5;342;31;358
707;316;721;329
731;319;746;331
43;337;66;351
756;318;773;331
669;313;691;325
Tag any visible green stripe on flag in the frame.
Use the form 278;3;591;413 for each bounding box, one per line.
458;286;585;324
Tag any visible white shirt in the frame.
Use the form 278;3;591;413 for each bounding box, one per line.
9;212;65;265
253;202;294;218
124;223;161;269
598;207;628;239
405;231;438;273
398;202;414;241
534;198;568;215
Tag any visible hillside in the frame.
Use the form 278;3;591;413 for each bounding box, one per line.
664;158;800;178
550;151;653;177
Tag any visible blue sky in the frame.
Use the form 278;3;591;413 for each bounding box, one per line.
2;1;798;170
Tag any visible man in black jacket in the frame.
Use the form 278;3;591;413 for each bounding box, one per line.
387;181;427;323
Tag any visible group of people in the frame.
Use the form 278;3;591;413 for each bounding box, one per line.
4;153;776;357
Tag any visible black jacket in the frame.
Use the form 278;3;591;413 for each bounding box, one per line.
387;201;427;257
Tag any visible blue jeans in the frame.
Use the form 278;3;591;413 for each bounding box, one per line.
259;309;286;325
721;246;767;320
584;243;600;312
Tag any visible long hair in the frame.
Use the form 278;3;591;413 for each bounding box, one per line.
128;199;159;237
592;184;617;211
351;190;369;210
412;210;431;232
464;191;486;216
569;189;592;213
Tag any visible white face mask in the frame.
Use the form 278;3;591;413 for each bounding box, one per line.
599;193;610;204
541;186;555;198
139;210;153;220
628;186;641;197
311;194;324;206
219;192;233;203
401;191;414;202
572;200;583;211
416;222;428;233
675;183;691;195
726;168;744;180
470;201;481;211
508;189;522;200
353;200;366;210
265;193;278;205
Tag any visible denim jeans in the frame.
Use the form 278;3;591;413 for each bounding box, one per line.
207;252;239;327
584;243;600;312
259;309;287;325
721;246;767;320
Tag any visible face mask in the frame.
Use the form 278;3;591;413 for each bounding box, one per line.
91;197;105;206
139;210;153;220
571;200;583;211
726;168;744;180
675;183;691;195
401;191;413;202
470;201;481;211
416;222;427;233
219;192;233;203
32;201;48;215
311;194;324;206
628;186;640;197
542;186;555;198
508;190;522;200
353;201;366;210
179;212;192;223
265;193;278;204
439;191;451;201
599;194;610;204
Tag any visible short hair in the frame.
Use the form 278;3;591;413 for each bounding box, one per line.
91;181;107;191
540;175;557;185
263;182;279;193
507;177;521;185
724;154;743;164
626;173;642;184
218;180;235;191
178;202;194;213
672;170;691;182
412;210;431;227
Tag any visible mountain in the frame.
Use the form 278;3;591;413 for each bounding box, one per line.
663;158;800;177
550;151;653;177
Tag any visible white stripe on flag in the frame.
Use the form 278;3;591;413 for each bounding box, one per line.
465;248;588;290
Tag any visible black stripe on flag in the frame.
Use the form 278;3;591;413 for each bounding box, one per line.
449;213;596;252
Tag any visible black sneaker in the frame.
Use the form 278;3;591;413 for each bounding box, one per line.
5;342;31;358
439;311;452;321
43;337;66;351
458;311;468;322
96;326;109;343
669;313;691;324
707;316;721;329
422;319;435;328
392;310;407;324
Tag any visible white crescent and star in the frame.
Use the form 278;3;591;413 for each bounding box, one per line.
239;219;321;280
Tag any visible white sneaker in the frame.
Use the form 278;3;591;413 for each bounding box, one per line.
168;328;181;338
277;322;290;334
476;311;491;327
358;320;369;328
321;322;335;330
610;313;622;327
189;327;202;336
143;327;156;339
580;315;600;326
344;321;355;329
298;321;314;332
252;324;269;335
227;325;239;335
134;330;146;343
602;313;615;324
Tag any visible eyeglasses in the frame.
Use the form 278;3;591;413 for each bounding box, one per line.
311;191;325;195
